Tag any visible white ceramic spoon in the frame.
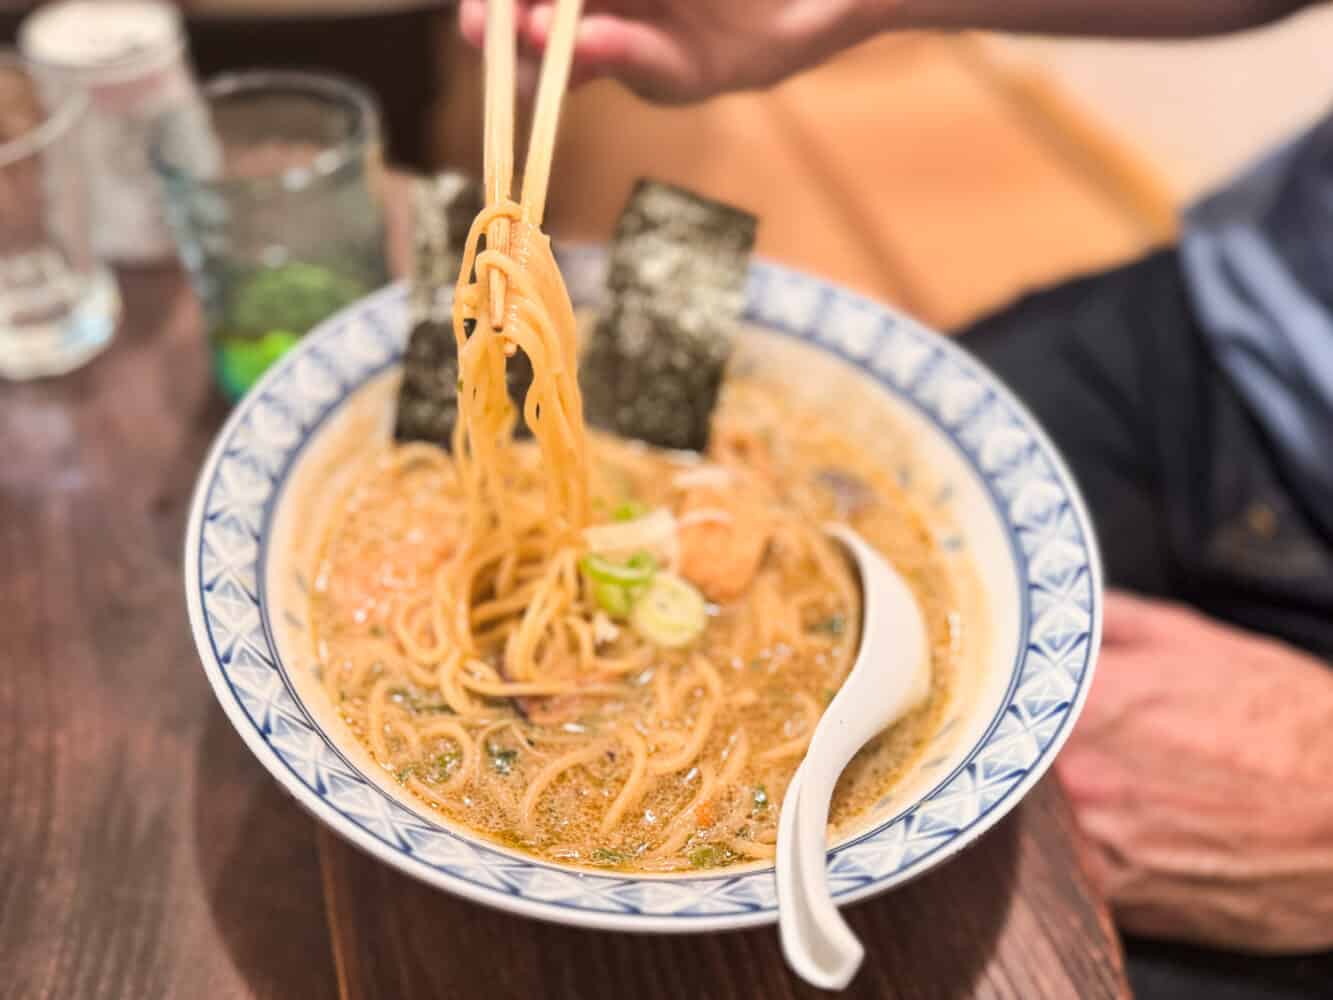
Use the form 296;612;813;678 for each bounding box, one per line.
776;524;932;991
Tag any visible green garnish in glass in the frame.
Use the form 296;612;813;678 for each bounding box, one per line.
212;262;370;400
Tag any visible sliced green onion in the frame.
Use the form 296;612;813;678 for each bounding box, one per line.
810;614;846;636
488;743;518;775
580;552;656;588
590;579;634;617
613;499;648;522
390;686;454;715
687;843;737;869
430;749;461;782
581;552;657;618
631;572;707;648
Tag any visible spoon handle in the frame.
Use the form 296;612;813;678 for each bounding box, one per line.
776;524;932;990
777;759;865;990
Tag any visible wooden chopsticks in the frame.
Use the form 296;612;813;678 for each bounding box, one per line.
483;0;516;330
485;0;584;333
519;0;583;229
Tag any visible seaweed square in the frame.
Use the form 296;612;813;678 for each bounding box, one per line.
580;180;757;451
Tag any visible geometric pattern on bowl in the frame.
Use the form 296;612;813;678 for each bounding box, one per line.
186;246;1100;931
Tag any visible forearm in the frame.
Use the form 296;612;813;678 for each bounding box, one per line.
876;0;1319;38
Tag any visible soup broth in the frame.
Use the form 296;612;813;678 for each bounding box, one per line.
310;379;968;873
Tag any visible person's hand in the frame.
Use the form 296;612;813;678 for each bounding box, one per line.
1057;592;1333;952
458;0;891;103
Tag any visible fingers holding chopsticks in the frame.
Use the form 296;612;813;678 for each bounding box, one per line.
460;0;611;96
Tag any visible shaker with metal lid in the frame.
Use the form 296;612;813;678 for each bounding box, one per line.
19;0;209;263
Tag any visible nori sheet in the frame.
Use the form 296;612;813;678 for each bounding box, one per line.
394;172;534;446
580;179;757;451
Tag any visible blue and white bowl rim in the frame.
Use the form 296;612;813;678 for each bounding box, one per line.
184;245;1102;932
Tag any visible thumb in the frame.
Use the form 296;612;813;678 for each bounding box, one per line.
527;12;710;103
458;0;486;49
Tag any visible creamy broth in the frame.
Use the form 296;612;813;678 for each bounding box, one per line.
310;379;967;873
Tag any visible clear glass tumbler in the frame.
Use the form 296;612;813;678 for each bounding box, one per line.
152;70;388;401
0;52;121;380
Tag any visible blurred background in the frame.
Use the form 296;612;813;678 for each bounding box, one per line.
997;15;1333;201
2;0;1333;344
5;0;1332;330
0;1;447;167
2;0;1331;339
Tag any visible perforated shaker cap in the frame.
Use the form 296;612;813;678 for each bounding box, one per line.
19;1;184;82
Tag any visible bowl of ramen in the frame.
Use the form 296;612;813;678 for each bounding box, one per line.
185;216;1100;931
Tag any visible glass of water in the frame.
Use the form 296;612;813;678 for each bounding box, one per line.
151;70;388;402
0;52;120;380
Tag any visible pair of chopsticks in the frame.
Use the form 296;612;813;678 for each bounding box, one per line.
484;0;584;334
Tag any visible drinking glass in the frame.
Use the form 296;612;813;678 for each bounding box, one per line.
0;52;120;380
152;70;388;401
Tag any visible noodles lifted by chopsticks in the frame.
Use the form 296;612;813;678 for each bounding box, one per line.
438;0;591;670
453;200;590;539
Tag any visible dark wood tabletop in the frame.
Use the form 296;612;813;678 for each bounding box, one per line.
0;253;1130;999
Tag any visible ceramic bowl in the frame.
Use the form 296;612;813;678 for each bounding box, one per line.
184;247;1101;931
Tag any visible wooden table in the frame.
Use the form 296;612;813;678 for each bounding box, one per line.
1;32;1151;997
0;275;1128;1000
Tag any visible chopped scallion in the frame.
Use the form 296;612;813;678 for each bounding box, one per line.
687;844;737;869
810;614;846;636
612;499;648;522
392;687;455;714
580;551;657;618
630;572;708;648
488;743;518;775
430;749;461;782
581;551;657;587
588;847;628;867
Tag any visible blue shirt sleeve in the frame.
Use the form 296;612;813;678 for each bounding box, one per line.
1180;107;1333;535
